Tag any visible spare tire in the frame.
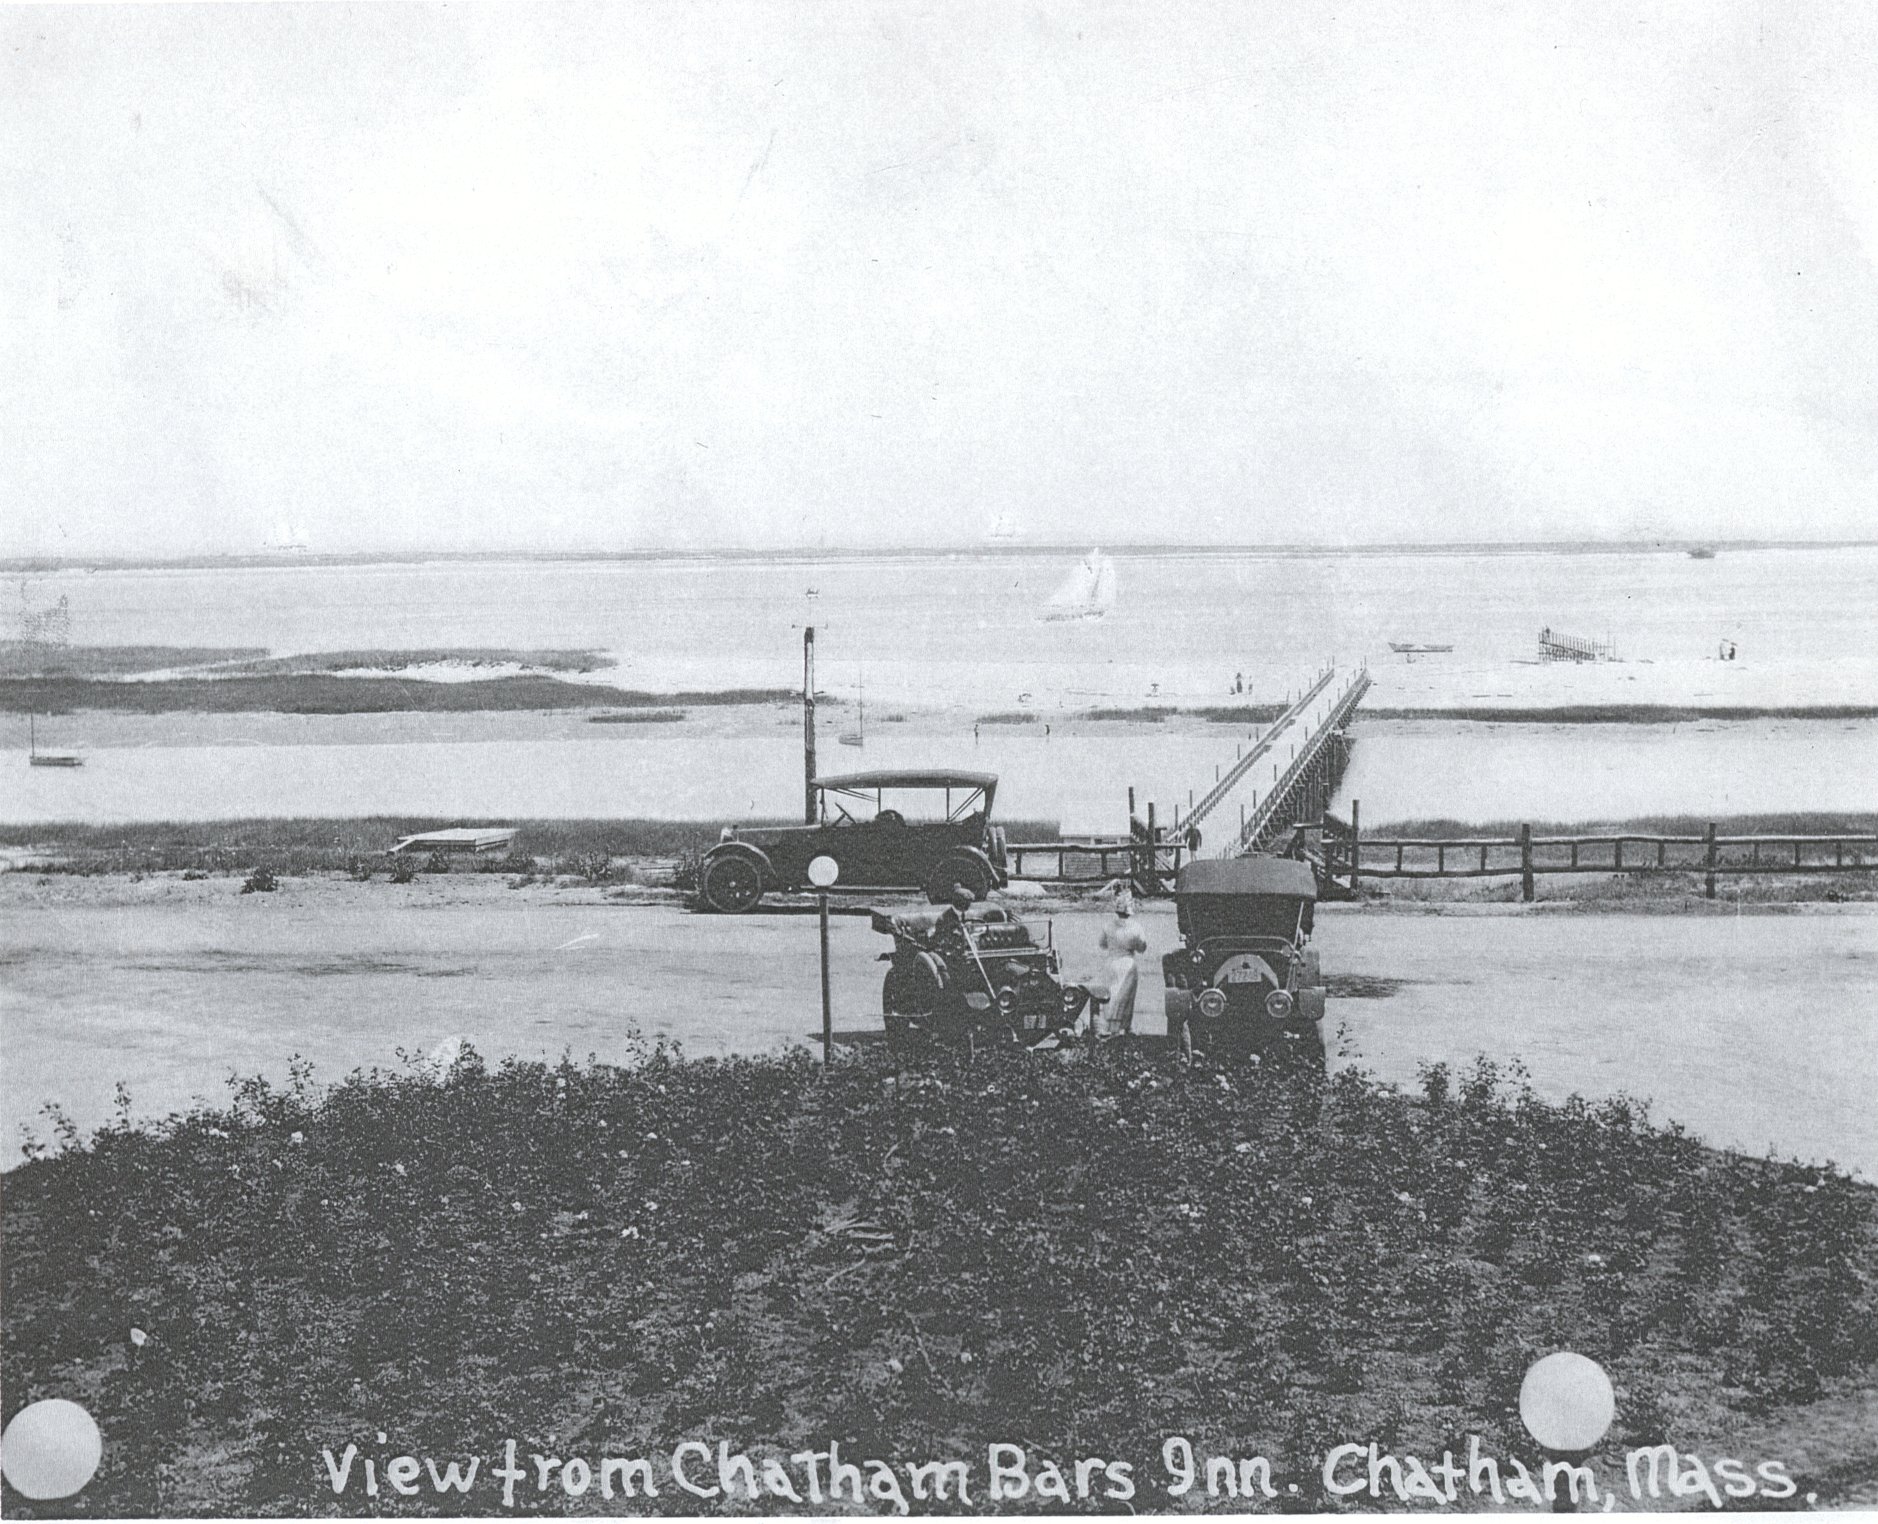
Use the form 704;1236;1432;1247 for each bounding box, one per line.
926;854;992;905
884;952;946;1015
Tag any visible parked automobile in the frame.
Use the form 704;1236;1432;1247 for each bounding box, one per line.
697;770;1009;914
870;901;1089;1050
1160;856;1327;1069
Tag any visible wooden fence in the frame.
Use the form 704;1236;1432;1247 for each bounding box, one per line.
1324;816;1877;901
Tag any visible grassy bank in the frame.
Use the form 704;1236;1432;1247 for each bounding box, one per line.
1072;704;1878;725
4;1046;1873;1515
1363;705;1878;723
215;649;614;676
0;816;1064;877
0;643;268;678
0;676;795;716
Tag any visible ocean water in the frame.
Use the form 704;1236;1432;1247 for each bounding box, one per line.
14;543;1878;710
6;720;1876;834
4;546;1875;829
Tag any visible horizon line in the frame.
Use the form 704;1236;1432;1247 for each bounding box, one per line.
5;535;1875;573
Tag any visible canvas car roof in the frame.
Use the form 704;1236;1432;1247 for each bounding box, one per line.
813;770;998;790
1174;856;1318;899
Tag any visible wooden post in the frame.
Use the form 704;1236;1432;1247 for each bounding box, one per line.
1705;822;1717;899
1520;823;1534;902
803;626;818;825
1147;802;1158;895
819;891;833;1063
1349;799;1360;896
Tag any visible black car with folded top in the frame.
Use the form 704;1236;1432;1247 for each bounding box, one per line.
698;770;1008;914
1161;856;1327;1069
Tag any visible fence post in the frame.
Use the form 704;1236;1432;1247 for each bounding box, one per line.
1519;823;1534;903
1705;822;1717;900
1349;798;1361;897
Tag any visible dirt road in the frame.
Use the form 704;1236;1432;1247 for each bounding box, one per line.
3;876;1873;1176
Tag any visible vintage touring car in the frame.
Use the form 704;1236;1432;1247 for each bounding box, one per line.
697;770;1009;913
870;900;1089;1050
1161;856;1327;1069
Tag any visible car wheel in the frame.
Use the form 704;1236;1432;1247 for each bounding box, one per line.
926;856;991;904
700;855;763;914
885;953;944;1016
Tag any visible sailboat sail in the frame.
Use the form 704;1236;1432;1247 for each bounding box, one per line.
1043;549;1117;621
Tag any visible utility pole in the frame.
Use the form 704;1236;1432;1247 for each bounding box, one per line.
803;626;818;825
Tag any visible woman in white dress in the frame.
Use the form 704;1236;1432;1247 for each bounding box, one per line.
1095;882;1149;1039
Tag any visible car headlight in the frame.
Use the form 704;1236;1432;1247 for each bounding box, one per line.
719;826;734;842
964;992;992;1012
996;985;1017;1013
1197;988;1228;1019
1264;988;1295;1019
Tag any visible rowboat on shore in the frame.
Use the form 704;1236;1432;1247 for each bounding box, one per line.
27;715;83;768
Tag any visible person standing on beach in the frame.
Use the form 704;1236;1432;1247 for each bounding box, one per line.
1096;882;1148;1040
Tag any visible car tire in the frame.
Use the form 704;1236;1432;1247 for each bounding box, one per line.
884;954;945;1016
700;854;764;914
926;855;991;905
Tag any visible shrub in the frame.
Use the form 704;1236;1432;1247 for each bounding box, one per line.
3;1048;1872;1516
239;865;277;894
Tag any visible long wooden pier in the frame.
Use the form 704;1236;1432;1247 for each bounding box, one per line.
1003;661;1372;894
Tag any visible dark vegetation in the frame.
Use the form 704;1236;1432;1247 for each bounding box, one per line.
1070;703;1878;726
588;710;688;725
1189;705;1288;724
975;712;1038;725
0;676;794;716
3;1048;1873;1516
0;817;1062;878
1079;706;1289;724
1364;705;1878;723
0;644;612;679
214;650;615;676
0;642;268;677
1081;706;1180;722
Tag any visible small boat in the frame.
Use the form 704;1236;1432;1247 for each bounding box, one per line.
839;666;865;747
1389;641;1454;655
1041;548;1118;621
986;512;1021;545
27;714;83;768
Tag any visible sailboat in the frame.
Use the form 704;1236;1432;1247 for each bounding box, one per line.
985;512;1021;545
1041;548;1118;621
28;714;83;768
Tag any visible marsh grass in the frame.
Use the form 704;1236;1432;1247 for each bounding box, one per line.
0;675;795;716
3;1048;1872;1515
0;816;1064;878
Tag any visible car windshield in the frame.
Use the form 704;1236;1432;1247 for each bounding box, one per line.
819;783;987;826
1178;894;1312;942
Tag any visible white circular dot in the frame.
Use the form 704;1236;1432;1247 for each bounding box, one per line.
1;1399;102;1500
1519;1351;1615;1452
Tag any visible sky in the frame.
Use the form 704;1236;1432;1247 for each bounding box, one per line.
4;0;1878;558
